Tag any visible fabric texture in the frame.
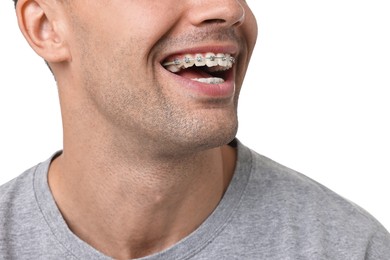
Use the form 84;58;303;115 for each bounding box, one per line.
1;141;389;259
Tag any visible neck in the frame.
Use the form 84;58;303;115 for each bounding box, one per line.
48;136;236;259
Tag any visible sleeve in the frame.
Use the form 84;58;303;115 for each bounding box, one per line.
365;225;390;260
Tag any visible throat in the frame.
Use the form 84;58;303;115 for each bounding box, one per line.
48;146;235;260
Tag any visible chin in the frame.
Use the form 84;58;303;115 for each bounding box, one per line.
170;118;239;154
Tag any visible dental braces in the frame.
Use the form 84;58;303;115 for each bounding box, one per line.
163;55;235;67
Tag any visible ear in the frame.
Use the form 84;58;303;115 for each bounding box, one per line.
16;0;71;63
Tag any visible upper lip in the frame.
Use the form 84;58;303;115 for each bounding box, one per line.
158;43;240;64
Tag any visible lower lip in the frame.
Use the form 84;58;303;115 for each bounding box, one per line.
160;66;235;99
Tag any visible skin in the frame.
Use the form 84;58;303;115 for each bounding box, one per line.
16;0;257;258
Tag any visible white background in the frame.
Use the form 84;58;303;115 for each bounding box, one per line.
0;1;389;231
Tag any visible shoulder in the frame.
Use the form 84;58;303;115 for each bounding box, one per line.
0;157;71;258
0;165;42;254
0;152;61;213
0;163;46;238
246;148;386;231
0;164;39;218
231;143;390;258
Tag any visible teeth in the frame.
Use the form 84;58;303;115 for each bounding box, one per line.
226;54;233;68
205;53;218;67
208;66;229;72
191;77;225;84
165;65;181;73
163;52;235;73
216;53;227;67
194;54;206;67
183;54;195;68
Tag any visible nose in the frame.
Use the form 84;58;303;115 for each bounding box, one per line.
186;0;245;28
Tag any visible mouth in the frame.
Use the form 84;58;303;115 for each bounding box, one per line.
161;52;235;85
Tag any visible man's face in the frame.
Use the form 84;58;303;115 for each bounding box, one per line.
61;0;257;153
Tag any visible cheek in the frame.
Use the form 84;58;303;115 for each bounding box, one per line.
79;38;165;115
67;14;162;111
244;7;258;53
234;5;258;87
104;2;183;51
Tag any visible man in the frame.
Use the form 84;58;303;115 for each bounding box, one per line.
0;0;389;259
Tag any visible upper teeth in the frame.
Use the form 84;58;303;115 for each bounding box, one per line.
163;53;235;73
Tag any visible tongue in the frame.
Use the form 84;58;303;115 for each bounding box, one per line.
176;67;213;79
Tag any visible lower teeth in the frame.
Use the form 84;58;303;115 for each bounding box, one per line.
191;77;225;84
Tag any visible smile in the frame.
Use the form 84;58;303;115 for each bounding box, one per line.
162;53;235;84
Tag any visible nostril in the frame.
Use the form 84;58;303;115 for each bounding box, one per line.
203;19;226;25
